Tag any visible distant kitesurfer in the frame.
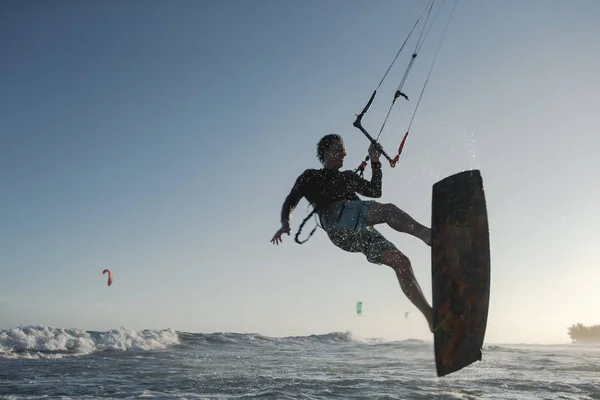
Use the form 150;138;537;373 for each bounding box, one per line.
271;134;434;332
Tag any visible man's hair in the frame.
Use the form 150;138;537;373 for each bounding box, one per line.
316;134;342;164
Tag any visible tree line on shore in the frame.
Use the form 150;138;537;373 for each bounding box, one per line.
568;323;600;343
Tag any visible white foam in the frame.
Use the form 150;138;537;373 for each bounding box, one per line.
0;325;180;359
96;327;180;351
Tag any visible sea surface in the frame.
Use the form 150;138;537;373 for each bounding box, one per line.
1;326;599;399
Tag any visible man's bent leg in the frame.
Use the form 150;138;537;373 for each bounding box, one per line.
365;202;431;246
381;248;433;332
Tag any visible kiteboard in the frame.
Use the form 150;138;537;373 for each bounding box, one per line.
431;169;491;377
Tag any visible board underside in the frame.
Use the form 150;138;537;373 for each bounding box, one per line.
431;169;491;377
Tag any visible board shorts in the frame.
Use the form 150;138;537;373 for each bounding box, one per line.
318;200;397;265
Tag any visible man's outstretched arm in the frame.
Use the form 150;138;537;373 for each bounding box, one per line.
281;170;310;226
271;170;310;244
353;160;382;198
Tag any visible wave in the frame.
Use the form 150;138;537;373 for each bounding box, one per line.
176;330;359;346
0;325;179;359
179;330;429;347
483;345;530;354
1;326;429;359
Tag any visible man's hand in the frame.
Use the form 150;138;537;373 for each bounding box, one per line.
270;222;291;245
368;142;382;162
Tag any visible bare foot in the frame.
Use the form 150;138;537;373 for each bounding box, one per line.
426;306;434;333
423;227;432;247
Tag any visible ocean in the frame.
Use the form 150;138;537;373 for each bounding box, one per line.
1;326;599;399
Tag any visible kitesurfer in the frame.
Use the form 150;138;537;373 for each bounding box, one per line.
270;134;434;332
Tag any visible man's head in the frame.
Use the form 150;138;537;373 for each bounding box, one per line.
317;134;346;169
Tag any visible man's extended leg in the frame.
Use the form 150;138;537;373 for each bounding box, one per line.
365;202;431;245
381;248;434;332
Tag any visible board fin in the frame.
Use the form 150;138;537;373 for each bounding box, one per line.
431;169;491;377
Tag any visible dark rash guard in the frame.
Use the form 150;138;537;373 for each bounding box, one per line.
280;161;382;224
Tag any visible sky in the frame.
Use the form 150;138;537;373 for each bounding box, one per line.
1;0;599;345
